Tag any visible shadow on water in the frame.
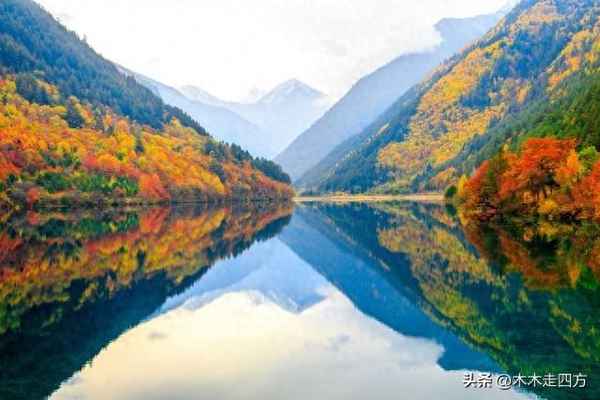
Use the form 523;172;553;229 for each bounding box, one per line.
283;201;600;400
0;203;293;400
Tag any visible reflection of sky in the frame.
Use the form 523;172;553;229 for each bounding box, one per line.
51;238;532;400
155;238;328;316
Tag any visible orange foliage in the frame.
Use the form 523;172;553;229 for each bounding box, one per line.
139;173;169;201
0;154;20;181
571;162;600;219
464;160;490;208
0;76;292;209
25;188;41;207
499;138;576;201
460;137;600;221
497;232;562;289
0;203;293;335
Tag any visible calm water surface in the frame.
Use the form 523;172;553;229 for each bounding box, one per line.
1;202;598;400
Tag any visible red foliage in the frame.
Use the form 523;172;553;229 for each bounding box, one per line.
5;149;26;169
571;161;600;219
500;138;576;200
0;153;20;180
460;137;597;220
26;188;41;208
140;208;170;234
463;161;490;209
139;173;170;201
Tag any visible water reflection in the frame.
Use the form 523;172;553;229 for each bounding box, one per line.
0;203;293;400
1;201;598;399
50;238;525;400
292;202;600;400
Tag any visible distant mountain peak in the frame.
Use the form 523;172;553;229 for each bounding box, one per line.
178;85;223;106
500;0;520;13
170;78;331;158
258;79;325;105
276;9;504;182
434;1;514;39
242;87;268;104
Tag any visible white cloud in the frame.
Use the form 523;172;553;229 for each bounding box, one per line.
35;0;509;101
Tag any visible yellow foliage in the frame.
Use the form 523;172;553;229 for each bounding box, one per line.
429;168;457;190
538;198;559;217
547;24;600;90
373;0;599;193
513;1;560;32
0;76;293;206
377;38;509;191
456;175;469;200
417;42;504;116
555;149;583;187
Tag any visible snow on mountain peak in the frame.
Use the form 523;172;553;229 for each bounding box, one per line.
242;87;268;104
258;79;325;105
178;85;224;107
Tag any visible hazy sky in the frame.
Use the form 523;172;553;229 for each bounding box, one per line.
36;0;510;101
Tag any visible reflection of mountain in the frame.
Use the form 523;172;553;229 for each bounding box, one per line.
279;205;497;373
0;204;292;400
156;238;327;316
289;202;600;400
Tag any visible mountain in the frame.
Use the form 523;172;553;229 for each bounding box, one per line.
155;238;326;317
0;0;292;209
0;203;292;400
123;70;277;158
276;11;506;182
291;201;600;400
300;0;600;195
241;87;268;104
279;205;499;373
180;79;332;159
0;0;203;133
179;85;224;107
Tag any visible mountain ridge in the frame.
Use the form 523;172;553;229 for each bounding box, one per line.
301;0;600;195
0;0;293;209
257;79;325;105
168;79;330;159
182;79;332;159
277;9;506;182
0;0;204;133
120;67;276;158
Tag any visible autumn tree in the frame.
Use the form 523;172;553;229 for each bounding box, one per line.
500;138;576;201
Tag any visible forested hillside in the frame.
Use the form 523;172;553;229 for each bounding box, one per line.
0;77;292;209
452;72;600;222
302;0;600;196
0;0;292;208
125;69;275;159
281;10;504;182
0;0;203;132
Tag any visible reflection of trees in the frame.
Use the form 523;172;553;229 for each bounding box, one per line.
0;203;292;400
374;204;508;354
459;220;600;363
308;201;600;400
462;220;600;290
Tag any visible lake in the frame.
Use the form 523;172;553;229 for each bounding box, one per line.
0;201;598;400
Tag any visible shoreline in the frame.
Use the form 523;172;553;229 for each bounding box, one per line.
293;193;444;203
